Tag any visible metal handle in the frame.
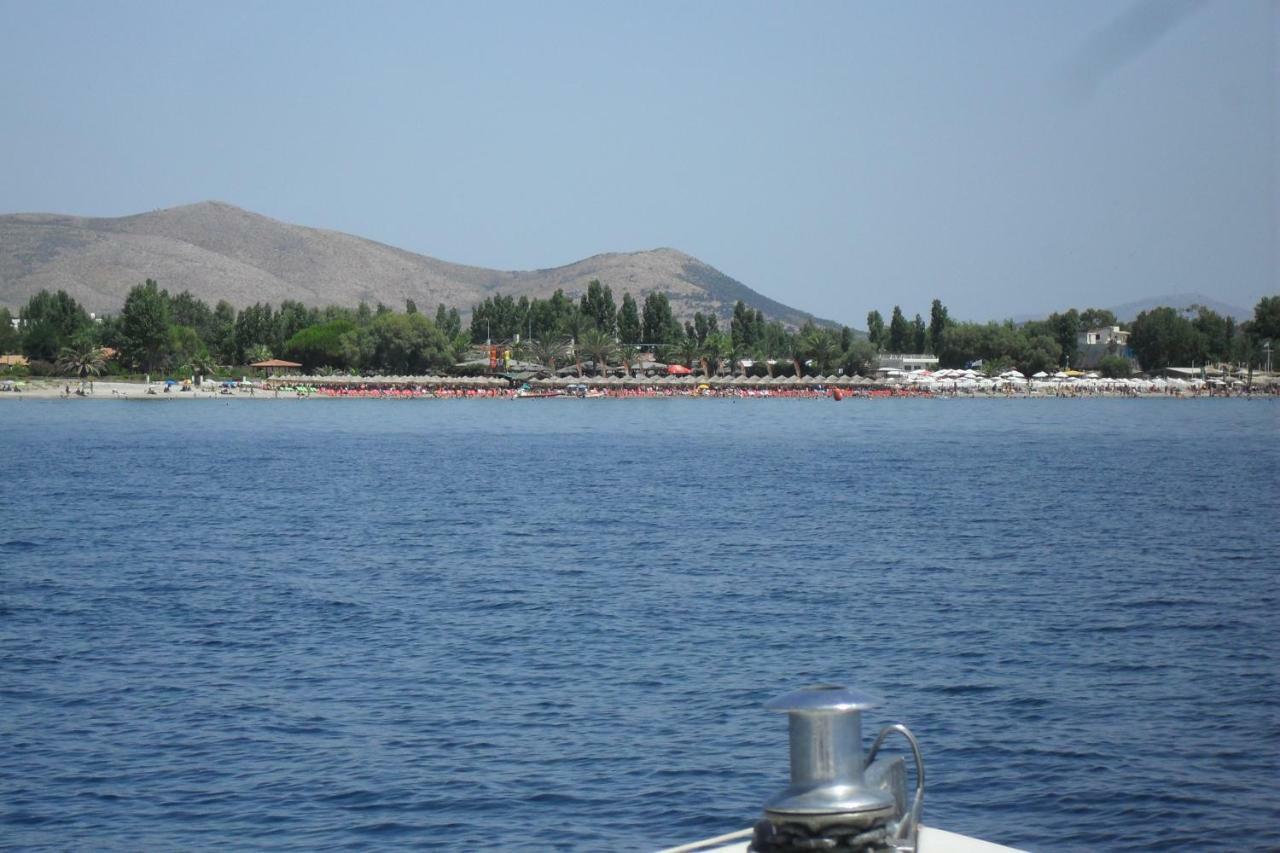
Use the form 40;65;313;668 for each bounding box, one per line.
866;723;924;842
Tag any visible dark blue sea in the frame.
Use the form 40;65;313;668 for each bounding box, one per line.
2;398;1277;851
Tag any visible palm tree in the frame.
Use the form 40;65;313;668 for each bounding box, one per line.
618;344;639;377
755;343;777;378
703;332;733;376
521;337;568;372
786;333;809;378
578;328;617;377
57;339;105;392
246;344;273;365
804;328;840;375
559;313;593;377
189;350;220;380
670;335;701;372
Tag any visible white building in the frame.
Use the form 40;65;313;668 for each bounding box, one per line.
1078;326;1129;347
877;353;940;372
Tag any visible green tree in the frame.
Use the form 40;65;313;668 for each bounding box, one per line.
759;321;790;377
1250;295;1280;344
803;327;840;374
578;327;616;376
642;292;677;345
170;291;216;343
1191;307;1234;364
168;325;207;374
866;310;885;350
840;338;878;376
1018;333;1062;376
928;299;949;355
1098;355;1132;378
277;300;314;348
1079;308;1119;330
1048;309;1081;368
434;303;462;340
617;343;640;377
689;311;718;347
579;280;617;336
20;289;92;361
668;334;701;371
618;292;642;345
0;307;19;354
730;300;757;350
561;311;594;376
1129;307;1201;372
695;331;729;376
56;337;106;389
284;320;357;371
787;327;812;377
911;314;927;353
119;280;172;372
470;293;524;343
366;312;452;373
211;300;238;364
234;303;277;364
521;336;569;371
888;306;908;352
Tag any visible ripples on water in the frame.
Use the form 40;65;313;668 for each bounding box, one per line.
2;398;1277;851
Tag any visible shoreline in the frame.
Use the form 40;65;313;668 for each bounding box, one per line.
1;378;1275;401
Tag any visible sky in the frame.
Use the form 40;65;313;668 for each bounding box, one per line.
1;0;1275;325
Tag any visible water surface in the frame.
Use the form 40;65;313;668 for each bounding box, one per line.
2;398;1277;850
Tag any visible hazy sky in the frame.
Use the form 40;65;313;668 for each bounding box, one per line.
1;0;1275;324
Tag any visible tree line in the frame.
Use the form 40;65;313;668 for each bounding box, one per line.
865;298;1279;376
468;281;879;377
0;282;469;377
2;280;1276;380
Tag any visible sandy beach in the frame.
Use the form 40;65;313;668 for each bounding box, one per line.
0;380;282;400
2;376;1275;401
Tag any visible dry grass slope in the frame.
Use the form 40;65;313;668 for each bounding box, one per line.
0;201;831;327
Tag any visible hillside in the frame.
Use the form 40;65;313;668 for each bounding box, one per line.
0;201;831;327
1104;293;1254;323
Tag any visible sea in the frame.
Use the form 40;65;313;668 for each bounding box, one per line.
1;397;1277;851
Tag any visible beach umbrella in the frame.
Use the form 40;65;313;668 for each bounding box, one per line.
667;364;693;376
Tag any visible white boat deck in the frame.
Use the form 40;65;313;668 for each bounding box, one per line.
657;824;1027;853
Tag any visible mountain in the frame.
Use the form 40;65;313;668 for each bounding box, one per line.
1103;293;1255;323
0;201;831;327
1010;293;1257;325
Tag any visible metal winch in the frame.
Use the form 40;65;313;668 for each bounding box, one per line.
750;685;924;853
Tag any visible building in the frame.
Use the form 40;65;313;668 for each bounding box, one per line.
877;353;939;372
1074;326;1136;370
1078;326;1129;347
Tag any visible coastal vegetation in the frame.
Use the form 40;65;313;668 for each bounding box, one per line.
867;299;1276;376
2;279;1276;382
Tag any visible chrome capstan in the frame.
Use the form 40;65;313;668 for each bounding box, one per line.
752;685;924;853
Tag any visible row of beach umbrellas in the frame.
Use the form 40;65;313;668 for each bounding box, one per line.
270;372;880;387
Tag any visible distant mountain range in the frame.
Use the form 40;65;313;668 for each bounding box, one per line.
0;201;831;327
1014;293;1256;325
1101;294;1255;323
